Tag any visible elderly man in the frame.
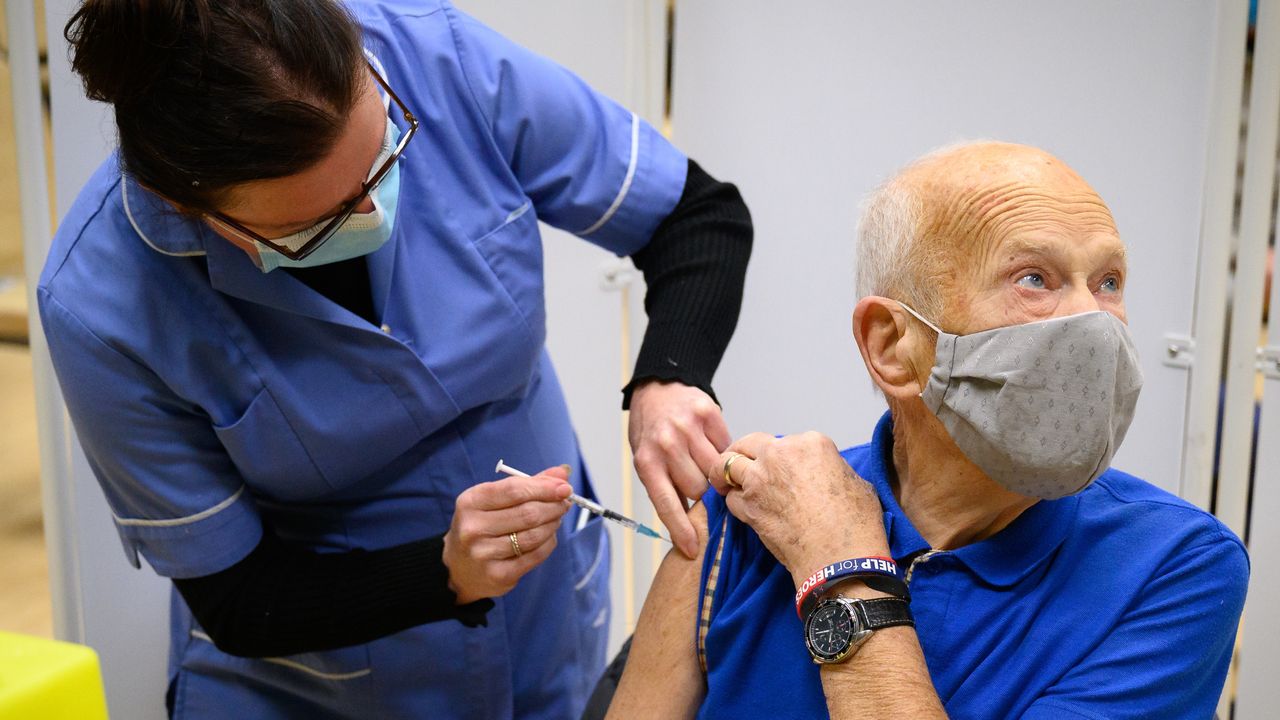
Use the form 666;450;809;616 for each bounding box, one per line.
606;142;1248;719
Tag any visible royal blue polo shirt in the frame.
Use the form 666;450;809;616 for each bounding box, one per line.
697;412;1248;719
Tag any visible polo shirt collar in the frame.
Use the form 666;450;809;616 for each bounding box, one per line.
864;411;1080;587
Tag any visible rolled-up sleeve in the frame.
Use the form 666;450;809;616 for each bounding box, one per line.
39;290;263;579
447;4;687;256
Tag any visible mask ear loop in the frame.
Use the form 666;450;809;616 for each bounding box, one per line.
896;300;945;335
894;301;944;399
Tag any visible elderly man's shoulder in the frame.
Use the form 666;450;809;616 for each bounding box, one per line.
1077;468;1248;586
837;435;1246;578
1088;469;1243;547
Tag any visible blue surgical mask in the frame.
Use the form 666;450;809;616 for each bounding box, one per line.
254;117;402;273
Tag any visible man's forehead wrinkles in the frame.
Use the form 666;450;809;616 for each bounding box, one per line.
979;199;1117;244
938;206;1115;287
947;181;1115;250
919;178;1015;242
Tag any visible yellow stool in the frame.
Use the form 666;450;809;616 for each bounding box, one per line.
0;631;109;720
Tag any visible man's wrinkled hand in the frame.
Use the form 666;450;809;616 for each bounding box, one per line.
717;432;889;585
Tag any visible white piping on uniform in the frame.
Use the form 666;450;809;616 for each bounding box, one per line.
190;631;372;681
113;486;245;528
579;112;639;236
261;657;372;681
121;178;207;258
505;201;532;225
573;529;607;591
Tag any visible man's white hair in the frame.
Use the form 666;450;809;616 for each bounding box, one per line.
855;141;994;321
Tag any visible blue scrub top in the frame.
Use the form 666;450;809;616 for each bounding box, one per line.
697;413;1248;719
38;2;686;718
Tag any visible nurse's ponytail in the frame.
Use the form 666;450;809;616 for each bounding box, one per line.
64;0;365;214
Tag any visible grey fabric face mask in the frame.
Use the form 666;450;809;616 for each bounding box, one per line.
898;303;1144;499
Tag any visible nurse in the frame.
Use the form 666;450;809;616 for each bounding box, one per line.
39;1;751;718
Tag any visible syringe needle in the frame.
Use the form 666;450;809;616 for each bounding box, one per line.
495;459;671;543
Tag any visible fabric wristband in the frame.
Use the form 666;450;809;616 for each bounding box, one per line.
794;556;909;619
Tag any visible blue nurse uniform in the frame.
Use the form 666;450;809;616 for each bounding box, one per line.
37;1;687;717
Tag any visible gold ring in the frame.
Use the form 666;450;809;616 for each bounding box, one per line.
509;532;523;558
723;453;745;488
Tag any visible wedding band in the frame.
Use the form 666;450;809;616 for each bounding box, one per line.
723;453;745;488
509;532;523;558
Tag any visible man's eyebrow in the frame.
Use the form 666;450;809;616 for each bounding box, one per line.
996;237;1127;266
997;238;1067;259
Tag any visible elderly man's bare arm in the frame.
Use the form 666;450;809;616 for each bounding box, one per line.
606;502;709;719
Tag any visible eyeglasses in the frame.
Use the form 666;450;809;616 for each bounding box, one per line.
207;61;419;261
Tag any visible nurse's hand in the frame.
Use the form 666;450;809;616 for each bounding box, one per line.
443;467;573;604
629;380;732;559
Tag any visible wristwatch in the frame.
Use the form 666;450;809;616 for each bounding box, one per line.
803;595;914;664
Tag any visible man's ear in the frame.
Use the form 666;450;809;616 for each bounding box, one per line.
852;296;930;400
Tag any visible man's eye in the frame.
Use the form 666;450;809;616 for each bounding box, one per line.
1016;273;1046;289
1099;276;1120;293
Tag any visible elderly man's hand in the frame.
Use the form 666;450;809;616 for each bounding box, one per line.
629;380;732;558
717;432;890;586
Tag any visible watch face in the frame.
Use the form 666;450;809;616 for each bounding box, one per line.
806;601;856;661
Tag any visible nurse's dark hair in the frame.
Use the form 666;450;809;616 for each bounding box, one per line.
64;0;365;214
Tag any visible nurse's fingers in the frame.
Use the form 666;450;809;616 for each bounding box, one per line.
481;499;571;537
686;433;724;497
465;472;572;512
702;406;733;454
667;446;710;502
496;531;559;587
444;516;561;602
641;468;698;559
477;518;560;561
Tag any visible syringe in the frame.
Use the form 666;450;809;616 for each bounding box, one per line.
494;460;671;543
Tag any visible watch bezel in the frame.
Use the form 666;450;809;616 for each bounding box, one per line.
804;596;873;664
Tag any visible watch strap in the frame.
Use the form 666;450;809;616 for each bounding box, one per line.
854;596;915;631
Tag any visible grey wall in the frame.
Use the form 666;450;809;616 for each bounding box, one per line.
669;1;1219;493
